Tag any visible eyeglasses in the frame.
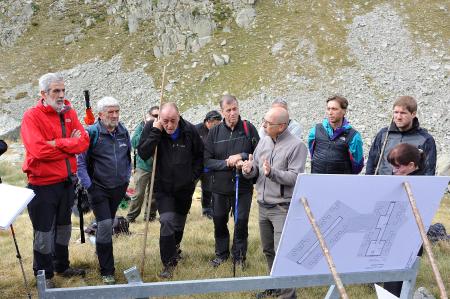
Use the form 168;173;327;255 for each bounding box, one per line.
151;114;159;118
261;118;285;127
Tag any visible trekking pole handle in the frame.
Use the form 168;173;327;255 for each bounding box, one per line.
83;90;91;109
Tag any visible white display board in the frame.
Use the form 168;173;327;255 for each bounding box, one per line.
271;174;449;276
0;184;35;229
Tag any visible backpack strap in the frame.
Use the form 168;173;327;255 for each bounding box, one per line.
86;122;100;150
243;120;249;137
85;122;100;177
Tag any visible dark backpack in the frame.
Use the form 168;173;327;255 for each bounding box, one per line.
427;223;449;243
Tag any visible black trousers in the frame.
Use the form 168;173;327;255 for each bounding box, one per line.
200;174;212;213
27;181;74;279
156;187;194;266
88;183;127;276
211;191;252;260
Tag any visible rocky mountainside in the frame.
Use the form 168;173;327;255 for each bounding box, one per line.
0;0;449;168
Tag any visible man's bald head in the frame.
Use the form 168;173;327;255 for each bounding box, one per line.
263;107;289;138
159;102;180;134
269;107;289;124
160;102;179;115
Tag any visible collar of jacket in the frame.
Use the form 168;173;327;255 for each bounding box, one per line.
37;98;72;115
272;127;291;143
322;117;352;140
388;117;420;133
222;115;243;131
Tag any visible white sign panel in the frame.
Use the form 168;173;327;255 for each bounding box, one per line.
0;184;35;229
271;174;449;276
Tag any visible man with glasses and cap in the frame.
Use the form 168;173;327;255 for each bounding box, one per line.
308;95;364;174
126;106;160;223
195;110;222;218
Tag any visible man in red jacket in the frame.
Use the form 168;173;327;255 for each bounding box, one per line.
21;73;89;288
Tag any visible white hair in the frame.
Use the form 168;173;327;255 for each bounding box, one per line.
39;73;64;92
97;96;120;112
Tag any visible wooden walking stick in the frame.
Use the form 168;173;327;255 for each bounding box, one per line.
403;182;448;299
139;65;166;277
374;116;393;175
301;197;349;299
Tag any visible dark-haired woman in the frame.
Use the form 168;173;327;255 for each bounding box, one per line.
384;142;425;296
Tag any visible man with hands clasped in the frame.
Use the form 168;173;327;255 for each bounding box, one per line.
204;95;259;267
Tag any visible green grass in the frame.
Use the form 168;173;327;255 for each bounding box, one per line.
0;165;449;298
0;161;27;187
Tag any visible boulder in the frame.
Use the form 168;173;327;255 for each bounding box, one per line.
413;287;435;299
235;8;256;29
213;54;225;66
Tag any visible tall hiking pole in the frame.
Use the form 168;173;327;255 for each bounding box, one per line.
10;224;32;299
139;65;166;277
374;116;393;175
403;182;448;299
233;167;239;277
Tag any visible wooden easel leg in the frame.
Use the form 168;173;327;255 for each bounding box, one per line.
301;197;349;299
403;182;448;299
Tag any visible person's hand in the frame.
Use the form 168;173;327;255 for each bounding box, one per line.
263;158;271;176
70;129;81;138
242;154;253;174
46;140;56;147
226;154;242;167
153;119;162;131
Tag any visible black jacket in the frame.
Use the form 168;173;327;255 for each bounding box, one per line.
195;122;209;142
204;117;259;195
138;117;204;192
366;118;436;175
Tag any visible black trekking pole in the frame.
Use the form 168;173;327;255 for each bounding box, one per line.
10;224;32;299
77;185;85;244
233;167;239;278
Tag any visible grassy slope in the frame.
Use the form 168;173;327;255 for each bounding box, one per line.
1;1;448;109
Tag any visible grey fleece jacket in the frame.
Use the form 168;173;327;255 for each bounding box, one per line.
243;129;307;205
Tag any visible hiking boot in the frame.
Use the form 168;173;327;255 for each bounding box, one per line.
56;267;86;278
255;289;281;299
45;279;56;289
175;247;183;261
144;215;157;222
158;265;174;279
209;256;228;267
233;258;247;270
102;275;116;285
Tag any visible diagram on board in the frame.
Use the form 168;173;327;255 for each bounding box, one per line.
286;200;408;269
